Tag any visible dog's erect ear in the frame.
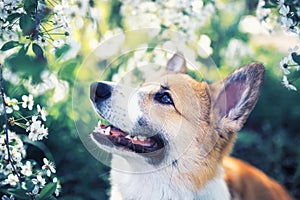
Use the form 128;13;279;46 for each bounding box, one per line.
210;63;264;132
166;52;187;73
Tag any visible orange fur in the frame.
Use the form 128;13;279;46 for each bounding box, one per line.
223;156;292;200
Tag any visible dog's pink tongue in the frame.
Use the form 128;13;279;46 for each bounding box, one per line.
110;127;127;137
131;139;153;147
98;123;154;147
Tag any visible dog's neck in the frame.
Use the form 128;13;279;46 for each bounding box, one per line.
109;156;230;200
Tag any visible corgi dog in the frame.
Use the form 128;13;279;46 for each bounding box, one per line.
90;53;292;200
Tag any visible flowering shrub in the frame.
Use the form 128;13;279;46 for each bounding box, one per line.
0;0;73;199
0;0;71;67
257;0;300;90
0;0;105;198
0;91;61;199
97;0;217;86
121;0;215;41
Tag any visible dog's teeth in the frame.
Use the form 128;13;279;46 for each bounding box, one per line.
133;136;138;141
125;135;131;139
137;136;147;141
104;126;111;135
94;127;102;132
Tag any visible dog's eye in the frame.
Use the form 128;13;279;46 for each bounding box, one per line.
154;92;174;105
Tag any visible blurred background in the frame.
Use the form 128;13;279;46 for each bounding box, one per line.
1;0;300;199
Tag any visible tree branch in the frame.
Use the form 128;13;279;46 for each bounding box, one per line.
0;64;22;184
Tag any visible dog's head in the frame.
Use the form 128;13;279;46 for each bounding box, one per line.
90;53;264;171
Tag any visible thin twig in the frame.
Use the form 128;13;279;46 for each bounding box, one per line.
0;64;22;184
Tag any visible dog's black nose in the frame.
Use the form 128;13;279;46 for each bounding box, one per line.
90;82;112;102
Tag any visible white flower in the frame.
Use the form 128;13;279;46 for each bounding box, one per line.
222;39;254;67
37;104;47;121
0;2;8;21
26;116;48;141
8;131;24;150
1;195;14;200
280;57;290;74
61;38;81;60
282;76;297;91
42;158;56;177
191;0;203;12
38;125;48;140
256;0;271;22
279;5;290;16
4;174;19;186
32;175;46;188
197;34;213;58
139;2;157;13
3;68;19;84
21;161;32;177
34;0;71;47
52;39;65;48
26;116;41;132
277;0;285;6
52;177;61;196
55;187;60;196
31;171;55;196
120;0;214;38
280;14;298;33
281;16;293;29
9;148;22;163
1;19;19;42
32;185;39;195
21;94;34;110
5;107;13;114
0;131;26;176
10;99;19;111
0;130;25;159
37;36;49;47
5;97;19;113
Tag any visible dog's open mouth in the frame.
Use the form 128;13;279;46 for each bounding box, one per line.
92;122;165;154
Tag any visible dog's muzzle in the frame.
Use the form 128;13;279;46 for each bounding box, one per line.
90;82;112;103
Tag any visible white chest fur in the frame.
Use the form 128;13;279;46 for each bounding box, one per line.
109;159;230;200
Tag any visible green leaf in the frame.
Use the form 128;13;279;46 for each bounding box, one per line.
24;0;38;15
1;41;21;51
270;0;279;5
6;13;21;23
58;58;81;82
47;196;58;200
263;4;277;9
54;44;70;58
146;41;157;52
22;137;55;162
32;43;44;58
5;52;48;84
7;188;29;200
18;44;30;56
292;53;300;65
290;70;300;81
19;14;35;36
36;182;57;200
262;4;277;8
108;0;122;28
